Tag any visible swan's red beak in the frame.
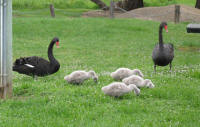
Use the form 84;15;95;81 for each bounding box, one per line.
164;25;168;32
56;41;59;48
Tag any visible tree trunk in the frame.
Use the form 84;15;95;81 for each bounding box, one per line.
91;0;109;10
120;0;144;11
195;0;200;9
90;0;144;11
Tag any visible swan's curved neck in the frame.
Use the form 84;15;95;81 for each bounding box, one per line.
159;26;164;47
48;40;59;65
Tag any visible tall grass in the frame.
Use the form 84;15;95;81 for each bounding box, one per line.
13;0;196;9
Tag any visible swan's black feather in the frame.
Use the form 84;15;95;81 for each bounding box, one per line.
13;37;60;78
152;22;174;71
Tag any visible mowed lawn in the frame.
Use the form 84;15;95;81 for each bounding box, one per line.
0;11;200;127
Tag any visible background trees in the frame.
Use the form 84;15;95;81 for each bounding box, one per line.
195;0;200;9
90;0;144;11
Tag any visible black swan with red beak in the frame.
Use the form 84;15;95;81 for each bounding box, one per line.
152;22;174;72
13;37;60;78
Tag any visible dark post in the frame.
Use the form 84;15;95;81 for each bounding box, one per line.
50;4;55;18
110;0;114;18
174;5;180;24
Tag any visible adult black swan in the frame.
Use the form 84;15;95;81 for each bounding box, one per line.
152;22;174;72
13;37;60;79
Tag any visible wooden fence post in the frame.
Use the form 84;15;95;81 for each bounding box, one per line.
110;0;114;18
174;5;180;23
50;4;55;18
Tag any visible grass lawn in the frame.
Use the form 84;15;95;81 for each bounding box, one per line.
0;8;200;127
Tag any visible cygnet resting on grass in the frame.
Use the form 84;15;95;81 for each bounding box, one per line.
101;82;140;97
110;68;144;81
122;75;154;88
64;70;98;84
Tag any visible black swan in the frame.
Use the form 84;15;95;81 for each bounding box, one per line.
152;22;174;72
13;37;60;78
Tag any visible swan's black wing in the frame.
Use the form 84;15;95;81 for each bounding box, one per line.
13;56;49;67
13;56;50;76
152;43;174;66
164;43;174;58
152;44;160;60
166;43;174;51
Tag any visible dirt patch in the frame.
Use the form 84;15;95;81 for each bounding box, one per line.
178;46;200;52
82;10;123;18
83;4;200;22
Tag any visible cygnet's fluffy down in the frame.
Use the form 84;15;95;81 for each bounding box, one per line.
122;75;154;88
101;82;140;97
110;68;144;81
64;70;98;84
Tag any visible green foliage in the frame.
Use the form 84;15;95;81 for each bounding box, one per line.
13;0;97;9
12;0;196;9
144;0;195;7
1;9;200;127
145;0;177;6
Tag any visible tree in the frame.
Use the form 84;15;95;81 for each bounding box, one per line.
195;0;200;9
90;0;144;11
91;0;109;10
120;0;144;11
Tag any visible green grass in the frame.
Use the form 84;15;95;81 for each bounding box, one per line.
12;0;97;9
13;8;92;18
1;9;200;127
13;0;196;9
144;0;195;6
